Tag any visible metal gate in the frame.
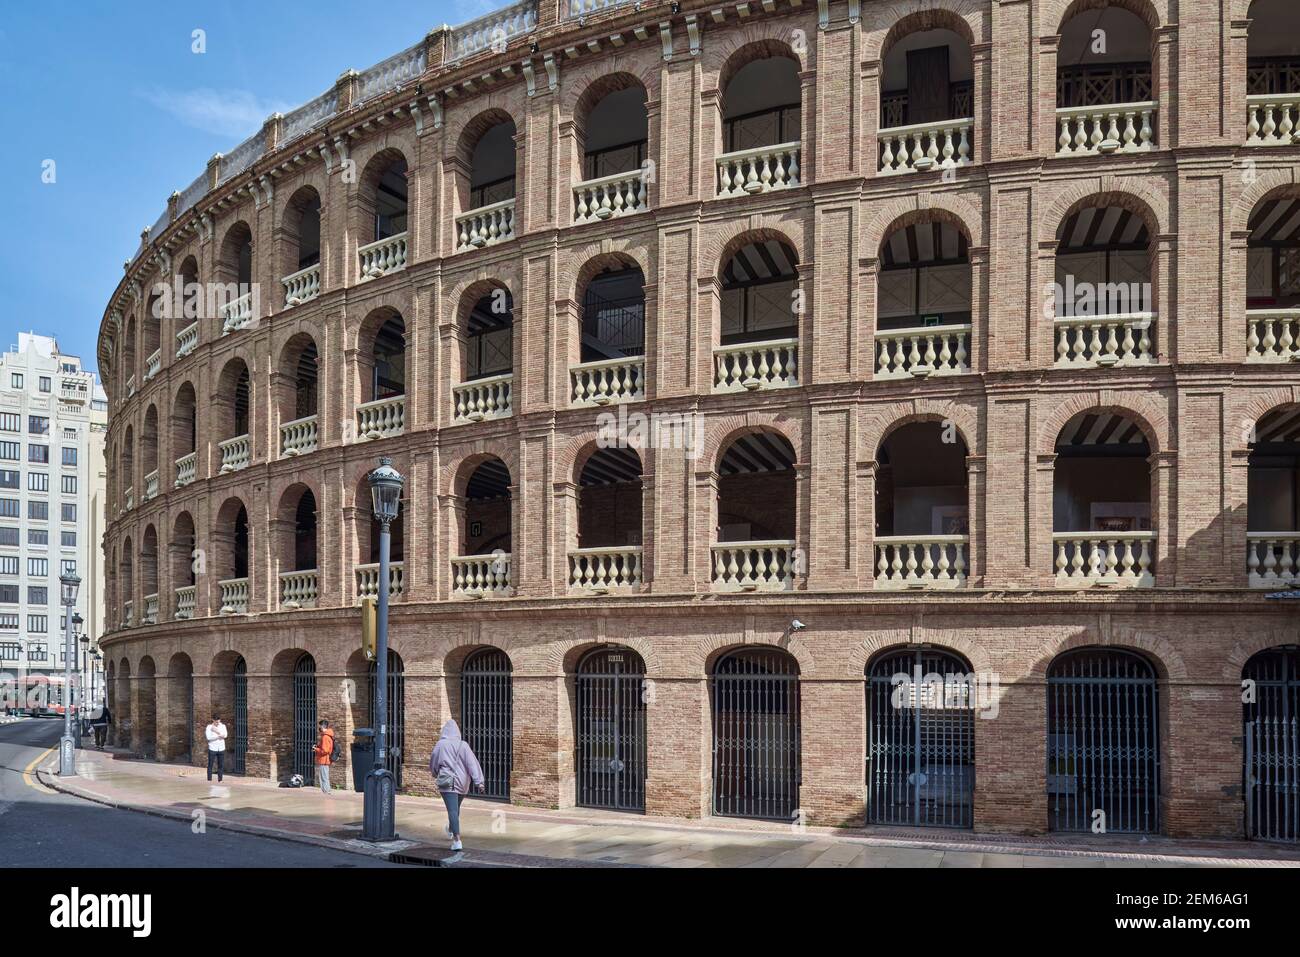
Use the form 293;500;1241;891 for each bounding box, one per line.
1244;647;1299;842
576;647;647;812
461;648;513;800
230;657;248;775
1047;648;1159;833
368;651;405;789
711;648;800;821
867;647;975;828
292;654;317;785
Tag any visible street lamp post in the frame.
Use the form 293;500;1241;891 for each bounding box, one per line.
363;457;403;842
58;573;80;776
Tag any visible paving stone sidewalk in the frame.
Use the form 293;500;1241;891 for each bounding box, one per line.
36;748;1300;869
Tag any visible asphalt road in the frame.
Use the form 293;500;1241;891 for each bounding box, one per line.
0;718;403;867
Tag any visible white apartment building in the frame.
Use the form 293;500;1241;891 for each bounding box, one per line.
0;333;107;700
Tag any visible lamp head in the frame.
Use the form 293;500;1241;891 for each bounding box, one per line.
368;457;404;525
60;573;81;606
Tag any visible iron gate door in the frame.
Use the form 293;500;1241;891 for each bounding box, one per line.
867;648;975;828
712;648;800;821
230;657;248;775
1047;648;1159;833
293;654;317;785
576;647;647;812
368;651;405;789
461;648;513;800
1244;647;1299;842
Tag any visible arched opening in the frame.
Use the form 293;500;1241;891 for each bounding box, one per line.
177;256;200;323
574;646;647;812
1052;409;1155;586
713;431;797;590
277;334;320;455
136;657;157;759
1246;405;1300;586
468;119;517;210
281;186;322;304
453;457;513;597
352;469;406;603
1047;647;1160;833
463;288;513;382
291;652;317;785
1053;200;1154;365
211;651;249;775
357;311;406;440
459;647;513;800
171;512;197;620
166;653;194;764
142;291;163;378
122;316;137;393
571;447;644;590
1242;645;1300;841
121;426;135;507
716;237;800;391
1055;4;1156;153
171;382;197;485
573;79;650;221
216;221;255;331
215;499;251;614
140;525;159;624
278;485;318;608
875;422;970;587
876;219;972;376
711;647;800;820
141;405;159;499
878;22;975;173
456;113;519;249
1246;0;1300;146
1245;191;1300;359
358;151;409;280
866;646;975;827
215;359;251;472
570;262;646;405
367;649;405;788
718;49;802;195
119;537;134;626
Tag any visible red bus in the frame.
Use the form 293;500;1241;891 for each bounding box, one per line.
2;674;77;718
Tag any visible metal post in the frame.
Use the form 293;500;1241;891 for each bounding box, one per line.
58;603;75;775
362;513;397;841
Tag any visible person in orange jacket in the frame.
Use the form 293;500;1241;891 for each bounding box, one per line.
312;719;336;795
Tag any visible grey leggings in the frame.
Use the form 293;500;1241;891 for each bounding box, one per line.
441;790;461;836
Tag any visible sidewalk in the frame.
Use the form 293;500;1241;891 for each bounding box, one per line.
36;748;1300;868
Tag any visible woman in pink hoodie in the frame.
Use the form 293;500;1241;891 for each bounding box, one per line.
429;719;485;851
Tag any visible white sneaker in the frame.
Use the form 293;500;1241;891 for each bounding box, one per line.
444;825;453;839
451;840;463;852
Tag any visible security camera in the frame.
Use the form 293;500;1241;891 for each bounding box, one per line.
790;619;805;632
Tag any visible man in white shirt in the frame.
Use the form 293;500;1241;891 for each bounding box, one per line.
205;714;228;782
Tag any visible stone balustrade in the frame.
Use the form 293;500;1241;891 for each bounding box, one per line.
448;0;537;62
1053;313;1155;367
1246;310;1300;362
126;375;136;397
711;541;797;592
878;118;974;175
455;200;515;252
453;374;513;423
174;585;196;621
358;232;408;280
176;322;199;358
144;349;161;381
174;452;196;488
356;562;405;601
573;170;649;225
1055;102;1156;156
716;142;801;197
143;470;159;502
280;415;319;457
220;292;255;334
282;263;321;305
569;547;643;592
356;396;405;440
875;325;971;379
1245;94;1300;147
142;593;159;625
123;600;134;628
280;569;319;609
218;434;251;473
1247;533;1300;589
713;339;799;393
874;536;969;589
570;357;644;406
1053;532;1155;588
218;577;250;614
451;554;513;598
124;487;134;511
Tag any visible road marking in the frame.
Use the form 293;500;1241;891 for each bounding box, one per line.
22;746;56;791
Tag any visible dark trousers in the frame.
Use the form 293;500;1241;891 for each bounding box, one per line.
207;750;225;781
93;725;107;748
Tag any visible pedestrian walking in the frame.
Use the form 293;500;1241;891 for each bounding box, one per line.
205;714;228;781
313;719;336;795
90;703;112;750
429;719;485;852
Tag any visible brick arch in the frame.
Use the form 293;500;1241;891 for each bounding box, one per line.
1046;0;1167;34
696;637;817;677
703;412;804;472
1028;627;1187;682
1222;631;1300;681
552;638;663;677
272;476;323;522
440;444;521;498
559;429;647;486
436;638;522;676
563;67;658;120
1040;180;1167;247
865;0;986;63
446;268;521;324
1236;389;1300;451
1231;171;1300;234
354;139;414;186
704;26;812;90
852;634;995;678
861;398;980;460
710;222;806;280
1037;392;1169;454
864;191;986;256
565;246;651;303
450;105;520;165
349;297;412;354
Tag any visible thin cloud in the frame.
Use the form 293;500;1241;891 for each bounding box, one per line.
139;87;292;139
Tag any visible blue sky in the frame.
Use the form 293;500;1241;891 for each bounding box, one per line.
0;0;496;378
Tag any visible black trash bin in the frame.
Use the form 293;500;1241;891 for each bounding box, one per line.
351;729;375;792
